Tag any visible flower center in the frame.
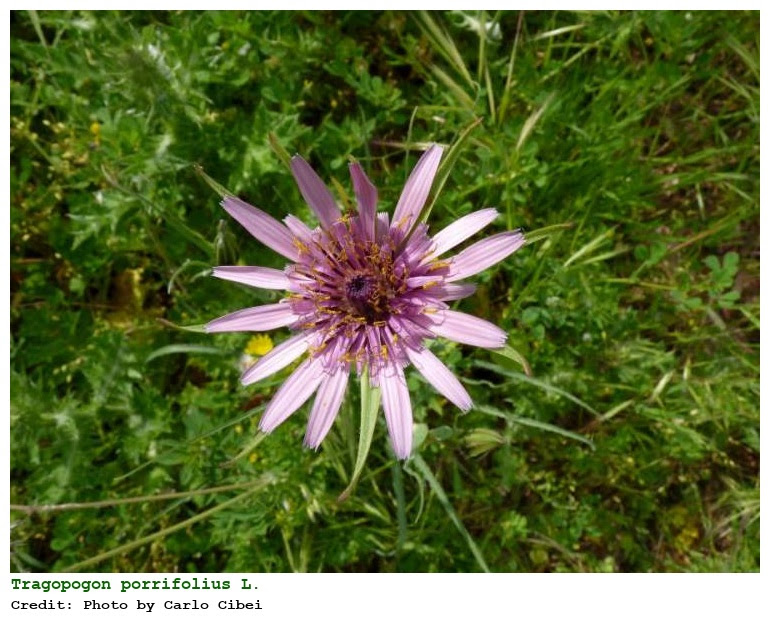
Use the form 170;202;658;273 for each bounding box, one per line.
345;273;391;323
346;275;372;300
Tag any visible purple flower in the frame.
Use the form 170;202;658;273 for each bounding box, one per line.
206;145;525;459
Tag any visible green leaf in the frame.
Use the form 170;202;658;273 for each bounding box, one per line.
412;454;491;572
414;11;475;90
62;474;278;572
704;255;721;272
221;432;267;468
338;368;381;501
472;360;601;417
156;319;208;333
465;427;507;457
563;228;615;267
193;164;233;199
516;92;555;152
411;423;429;453
723;251;740;270
146;344;225;363
391;460;408;552
409;117;483;237
267;132;292;171
492;343;533;376
521;222;573;245
477;404;596;450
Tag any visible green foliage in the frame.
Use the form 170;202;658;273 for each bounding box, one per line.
11;10;758;572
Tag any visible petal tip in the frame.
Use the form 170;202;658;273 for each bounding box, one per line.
302;437;322;452
393;444;411;460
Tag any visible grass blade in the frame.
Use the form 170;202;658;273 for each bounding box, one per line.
267;131;292;171
220;432;267;468
11;479;271;514
498;10;524;123
391;460;408;553
523;222;573;245
428;63;476;111
62;473;277;571
415;117;483;228
193;164;233;199
532;23;585;41
472;360;601;417
563;228;616;267
516;92;555;152
477;404;595;450
146;343;225;363
415;11;475;90
412;454;490;572
156;318;208;333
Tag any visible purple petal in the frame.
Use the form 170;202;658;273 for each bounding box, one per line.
429;208;499;258
304;365;350;449
406;275;440;289
400;224;434;264
380;364;413;459
349;162;377;241
446;230;526;282
260;357;324;433
241;333;310;386
205;302;298;333
407;346;472;412
391;144;443;234
284;214;315;242
290;155;341;229
375;211;390;242
425;282;477;301
222;197;299;262
212;266;290;291
427;309;507;349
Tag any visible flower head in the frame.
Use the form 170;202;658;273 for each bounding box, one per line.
206;145;525;458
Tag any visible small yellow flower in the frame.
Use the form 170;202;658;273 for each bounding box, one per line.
89;121;101;147
244;334;273;357
248;452;257;463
